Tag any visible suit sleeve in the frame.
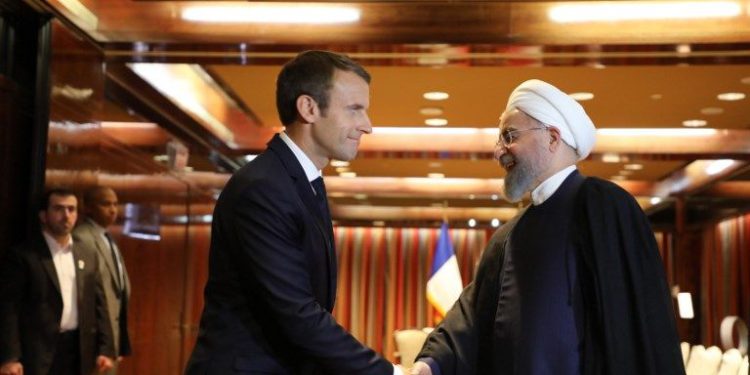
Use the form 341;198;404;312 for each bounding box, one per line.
92;253;116;358
0;248;25;364
231;181;391;374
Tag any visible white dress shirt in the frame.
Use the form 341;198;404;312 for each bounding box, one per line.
42;231;78;332
530;165;577;206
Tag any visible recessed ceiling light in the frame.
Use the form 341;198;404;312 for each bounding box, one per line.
372;220;385;227
339;171;357;178
468;194;476;200
624;163;643;170
467;218;477;228
428;161;443;168
335;167;350;173
425;118;448;126
717;92;745;101
676;44;691;54
182;5;360;24
427;173;445;179
491;218;501;227
491;194;499;201
419;107;444;116
740;77;750;85
602;153;621;163
700;107;724;115
650;94;663;100
354;194;368;200
682;119;707;127
650;197;663;205
569;92;594;101
330;160;350;167
423;91;449;101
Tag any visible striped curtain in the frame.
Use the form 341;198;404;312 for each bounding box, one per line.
700;213;750;345
332;226;490;361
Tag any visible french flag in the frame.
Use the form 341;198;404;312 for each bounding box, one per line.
426;222;463;317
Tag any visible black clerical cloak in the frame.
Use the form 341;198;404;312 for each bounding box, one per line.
417;177;685;375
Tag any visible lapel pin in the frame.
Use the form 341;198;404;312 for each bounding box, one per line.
78;260;85;270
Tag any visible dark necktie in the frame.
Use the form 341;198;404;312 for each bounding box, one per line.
104;232;124;296
311;177;333;233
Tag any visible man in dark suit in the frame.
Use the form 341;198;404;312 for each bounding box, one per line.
74;186;131;374
0;189;115;375
186;51;399;374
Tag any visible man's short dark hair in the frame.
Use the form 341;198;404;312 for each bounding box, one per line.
41;188;77;211
276;50;371;126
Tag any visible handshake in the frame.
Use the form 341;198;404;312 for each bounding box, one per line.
395;361;432;375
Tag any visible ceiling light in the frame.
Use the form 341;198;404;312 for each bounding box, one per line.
339;171;357;178
650;197;663;205
428;161;443;168
420;107;444;116
650;94;663;100
468;194;476;200
330;160;349;167
548;2;741;23
624;163;643;170
491;218;501;228
467;218;477;228
491;194;499;201
676;44;691;54
598;128;717;137
181;5;360;24
741;77;750;85
569;92;594;101
425;118;448;126
700;107;724;115
373;220;385;227
374;127;496;135
428;173;445;179
354;194;368;200
682;119;707;127
335;167;350;173
423;91;450;101
602;153;621;163
717;92;746;101
705;159;735;175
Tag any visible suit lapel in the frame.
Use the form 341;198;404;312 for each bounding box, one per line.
38;239;61;295
88;223;121;290
73;244;85;307
267;135;337;307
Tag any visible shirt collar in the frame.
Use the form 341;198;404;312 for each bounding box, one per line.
279;131;322;183
530;165;577;205
42;230;73;255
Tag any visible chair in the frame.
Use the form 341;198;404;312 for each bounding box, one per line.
681;342;691;367
394;329;429;369
717;348;742;375
685;345;723;375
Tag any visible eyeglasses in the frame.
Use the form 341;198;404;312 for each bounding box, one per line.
495;126;549;148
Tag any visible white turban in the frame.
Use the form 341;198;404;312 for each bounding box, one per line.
505;79;596;161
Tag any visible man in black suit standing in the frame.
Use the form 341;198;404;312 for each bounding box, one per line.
74;186;131;374
0;189;115;375
186;51;400;374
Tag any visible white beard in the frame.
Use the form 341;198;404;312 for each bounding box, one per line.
500;145;547;203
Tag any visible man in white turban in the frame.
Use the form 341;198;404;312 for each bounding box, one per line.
412;80;684;375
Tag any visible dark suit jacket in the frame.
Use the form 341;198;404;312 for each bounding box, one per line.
186;135;391;374
0;233;115;375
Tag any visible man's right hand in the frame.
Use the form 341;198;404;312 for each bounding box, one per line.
409;361;432;375
0;361;23;375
